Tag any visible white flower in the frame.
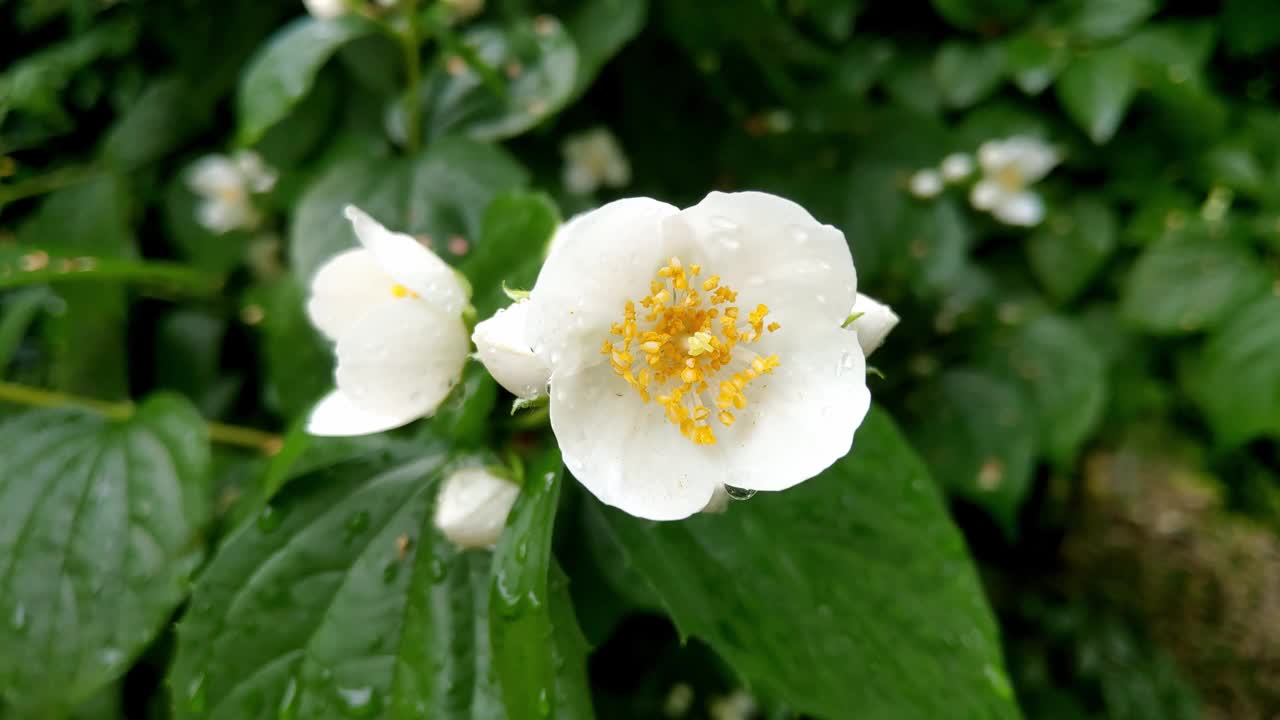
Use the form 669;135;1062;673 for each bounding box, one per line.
525;192;871;521
663;683;695;717
434;466;520;549
305;206;470;436
443;0;484;19
847;293;898;356
907;169;943;198
940;152;974;182
969;136;1058;227
708;689;757;720
302;0;346;18
186;150;277;234
472;300;549;399
562;127;631;195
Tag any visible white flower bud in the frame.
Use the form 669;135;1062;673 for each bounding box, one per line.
908;169;943;199
847;293;899;357
302;0;346;18
434;467;520;549
562;127;631;195
940;152;974;182
472;301;549;399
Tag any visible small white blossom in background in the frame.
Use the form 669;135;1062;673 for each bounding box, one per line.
302;0;346;18
434;467;520;549
847;292;899;357
305;206;470;436
186;150;277;234
969;136;1059;227
443;0;484;20
663;683;695;717
940;152;974;182
561;127;631;195
708;689;757;720
522;191;872;520
907;169;943;199
471;300;549;400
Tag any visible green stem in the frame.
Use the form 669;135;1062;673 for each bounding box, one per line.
0;165;98;207
401;0;424;153
0;381;283;455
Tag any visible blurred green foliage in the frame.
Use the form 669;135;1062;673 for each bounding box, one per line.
2;0;1280;718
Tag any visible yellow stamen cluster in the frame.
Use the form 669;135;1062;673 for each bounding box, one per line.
602;256;781;446
391;283;420;299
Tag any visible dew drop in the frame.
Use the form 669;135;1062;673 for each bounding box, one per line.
10;604;26;631
382;561;400;585
715;233;742;251
724;485;756;501
343;511;370;543
429;556;447;582
278;675;300;720
257;505;281;533
186;673;208;713
98;647;124;669
536;687;552;717
789;225;810;244
710;215;738;230
816;294;827;305
335;685;381;717
516;540;528;561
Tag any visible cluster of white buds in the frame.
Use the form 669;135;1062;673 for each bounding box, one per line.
906;136;1059;227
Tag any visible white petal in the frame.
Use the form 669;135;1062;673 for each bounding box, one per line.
665;191;856;330
977;140;1008;174
472;301;549;399
563;163;599;195
969;179;1003;211
848;293;899;356
717;325;871;492
196;198;257;234
908;170;943;198
302;0;346;17
334;299;470;419
527;197;681;375
187;156;241;199
306;389;421;436
1005;136;1059;183
940;153;974;182
306;248;395;341
434;467;521;549
543;211;588;260
234;150;278;193
343;205;468;316
992;191;1045;227
549;362;721;520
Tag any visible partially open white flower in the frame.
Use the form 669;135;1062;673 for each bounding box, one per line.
186;150;277;234
302;0;347;18
305;206;470;436
908;169;943;198
525;192;871;521
940;152;974;182
562;127;631;195
970;136;1058;227
472;300;549;399
434;466;520;549
847;293;899;356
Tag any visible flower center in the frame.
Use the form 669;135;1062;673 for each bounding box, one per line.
602;256;780;446
996;165;1024;192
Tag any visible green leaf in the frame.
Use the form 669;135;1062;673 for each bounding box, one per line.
290;137;529;283
169;449;593;720
1187;296;1280;446
432;362;498;445
0;288;51;374
1056;47;1137;144
1005;32;1068;95
988;315;1108;465
910;369;1038;535
420;18;579;143
491;450;591;720
243;278;334;419
1222;0;1280;56
1062;0;1158;41
0;395;210;714
237;15;379;145
1120;228;1270;335
461;191;560;318
591;408;1021;719
100;75;213;171
564;0;648;99
1026;196;1117;302
931;0;1029;32
933;41;1006;109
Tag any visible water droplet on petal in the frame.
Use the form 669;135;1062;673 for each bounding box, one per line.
789;225;810;244
710;215;738;230
724;485;756;501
